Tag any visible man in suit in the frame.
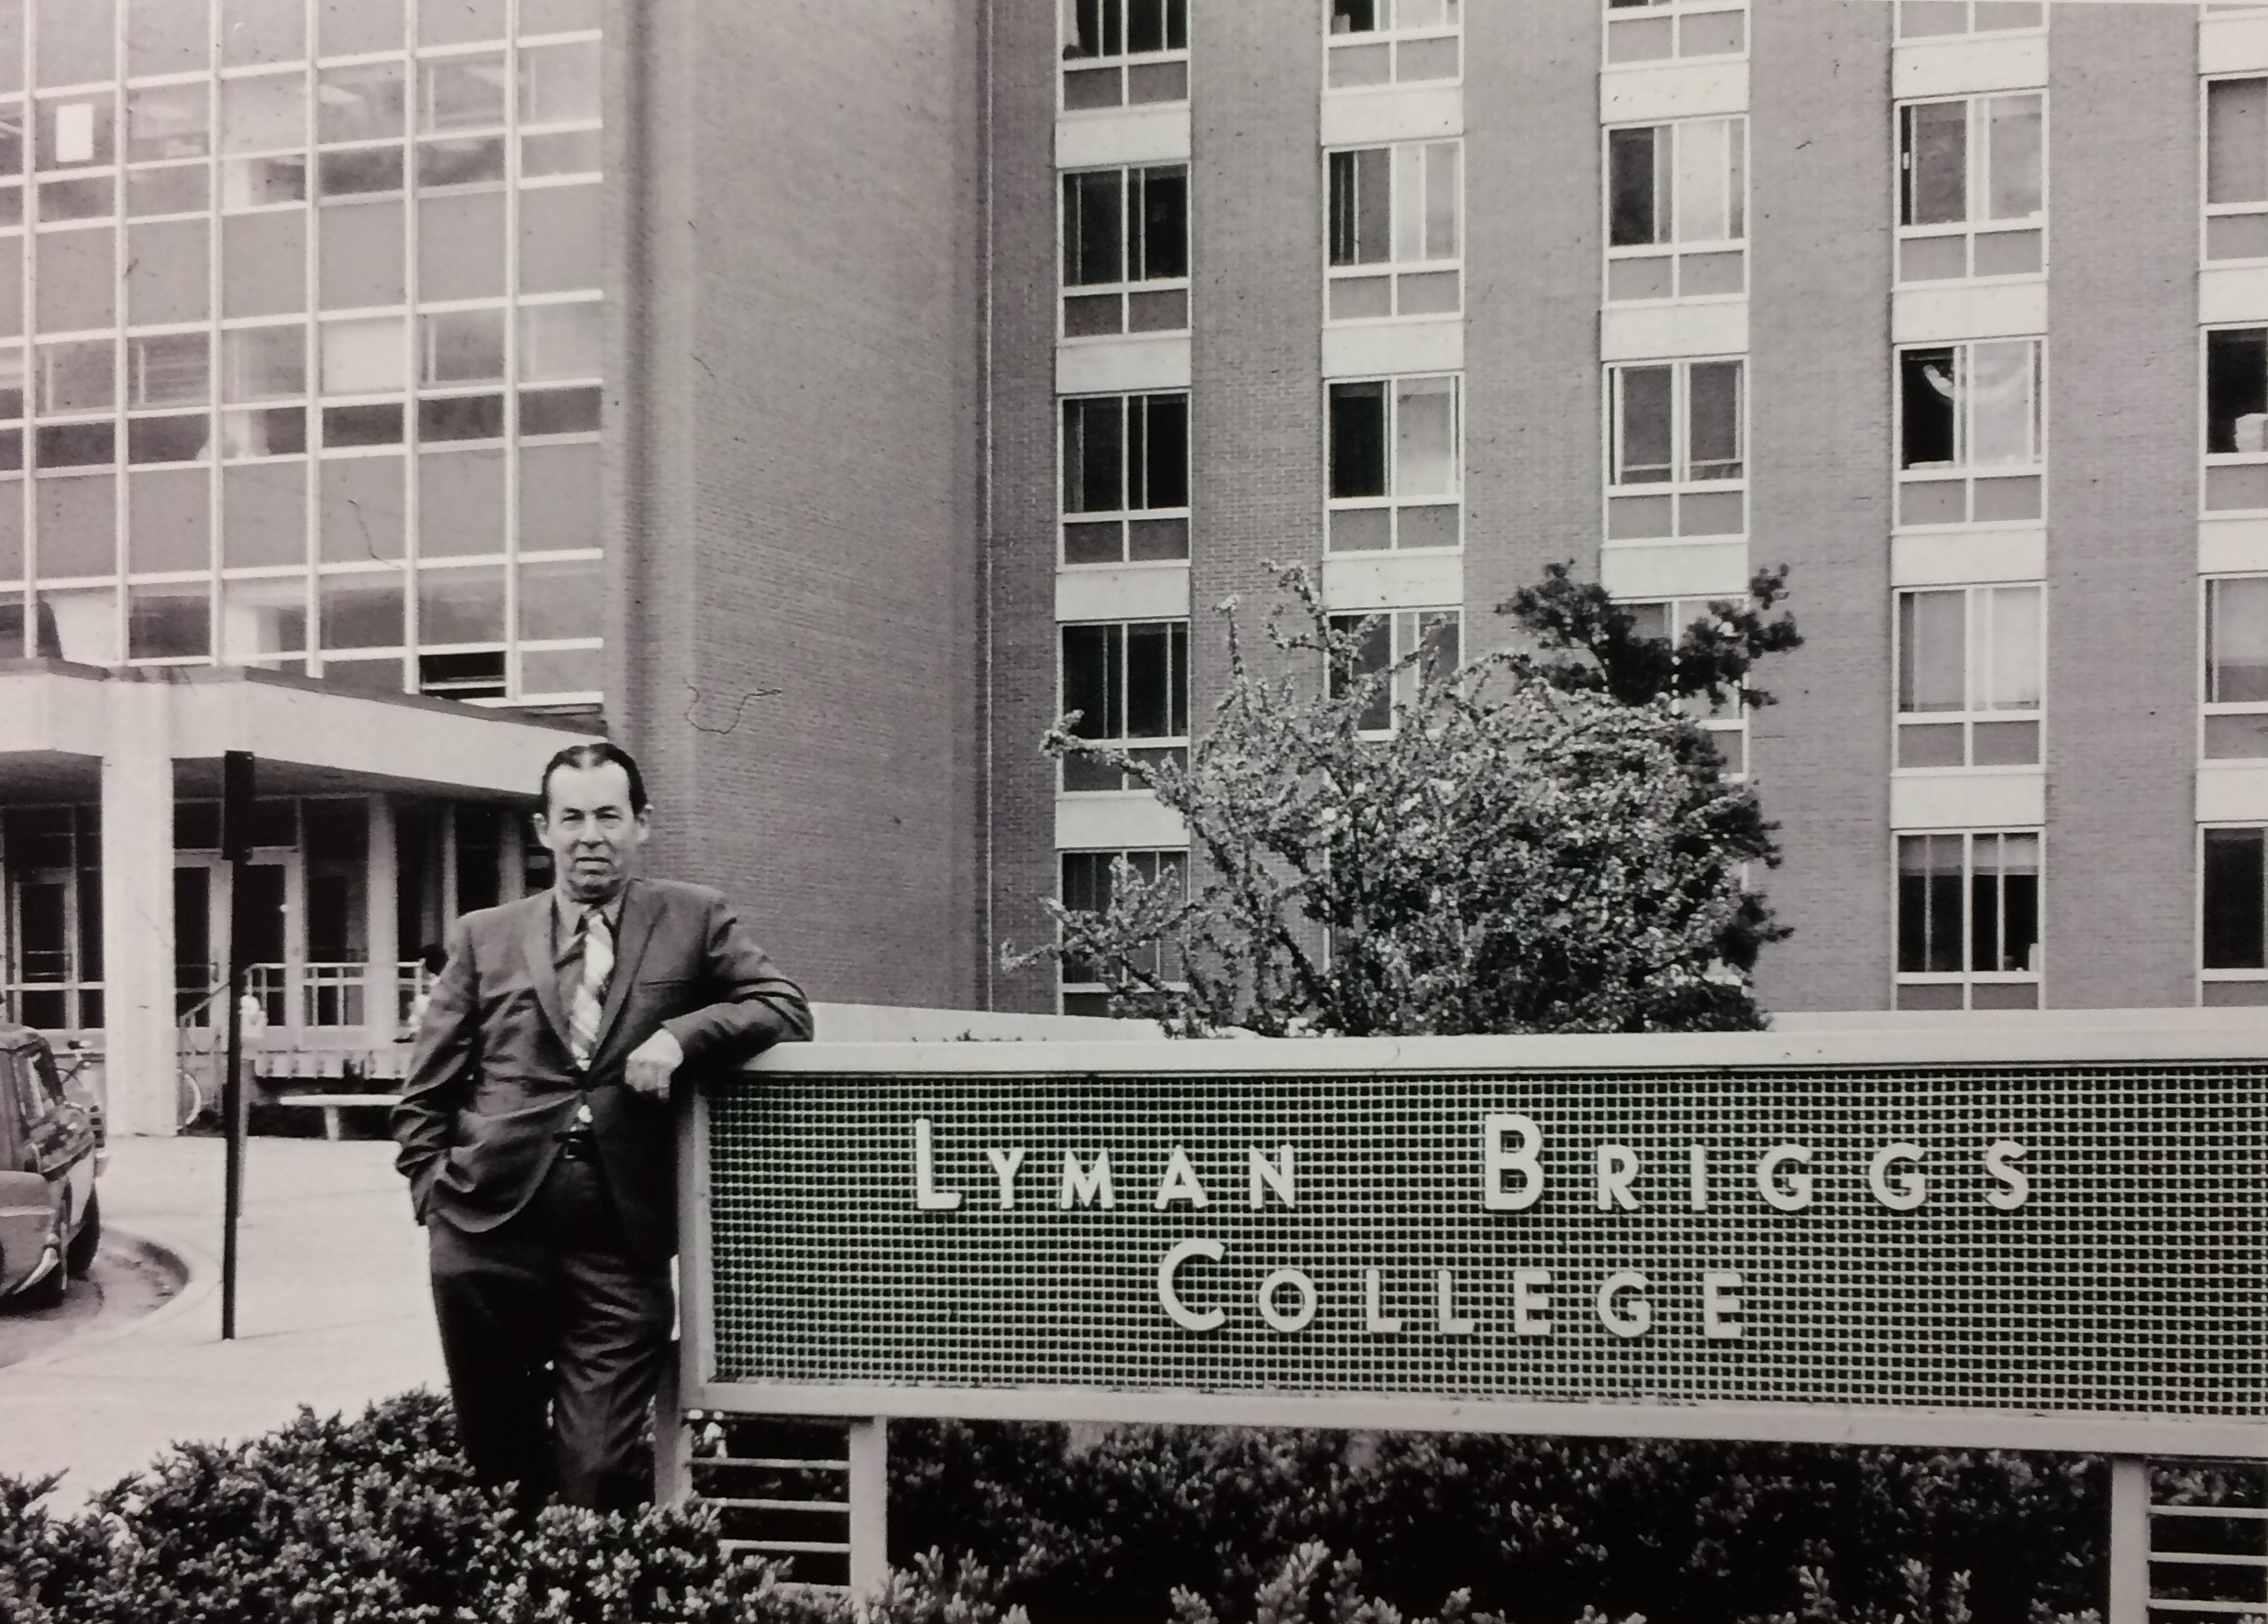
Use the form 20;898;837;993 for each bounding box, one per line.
391;741;811;1510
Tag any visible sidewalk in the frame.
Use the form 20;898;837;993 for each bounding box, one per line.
0;1135;443;1508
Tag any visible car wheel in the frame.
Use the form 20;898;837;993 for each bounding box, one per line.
66;1189;100;1278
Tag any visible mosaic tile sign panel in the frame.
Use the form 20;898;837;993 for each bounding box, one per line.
695;1052;2267;1440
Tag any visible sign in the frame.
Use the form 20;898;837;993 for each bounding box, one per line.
681;1029;2268;1456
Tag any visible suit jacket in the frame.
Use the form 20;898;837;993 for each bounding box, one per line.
389;876;812;1268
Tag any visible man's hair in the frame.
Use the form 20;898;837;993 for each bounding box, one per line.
538;741;649;815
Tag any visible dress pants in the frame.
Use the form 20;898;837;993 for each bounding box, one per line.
426;1148;674;1511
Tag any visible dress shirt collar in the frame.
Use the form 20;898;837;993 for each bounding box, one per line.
550;882;628;956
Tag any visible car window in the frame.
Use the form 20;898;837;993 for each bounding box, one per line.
29;1047;65;1108
6;1053;49;1131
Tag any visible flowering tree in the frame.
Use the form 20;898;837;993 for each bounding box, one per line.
1011;563;1798;1036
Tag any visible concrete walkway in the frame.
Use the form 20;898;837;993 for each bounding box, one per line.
0;1135;443;1508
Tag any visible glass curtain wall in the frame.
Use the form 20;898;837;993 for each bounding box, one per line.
0;0;604;707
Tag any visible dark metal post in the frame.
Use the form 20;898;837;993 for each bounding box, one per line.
219;749;254;1341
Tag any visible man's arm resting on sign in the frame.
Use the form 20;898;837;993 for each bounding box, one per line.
658;891;813;1078
388;918;480;1219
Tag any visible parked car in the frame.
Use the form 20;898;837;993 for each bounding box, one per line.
0;1024;103;1309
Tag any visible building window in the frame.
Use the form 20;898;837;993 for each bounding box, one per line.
1326;0;1461;89
1060;619;1189;790
1604;0;1746;65
1061;0;1189;112
1327;375;1459;553
1895;584;2042;768
1622;597;1748;775
1897;94;2044;282
1062;392;1189;564
2207;76;2268;262
1896;338;2043;526
2203;826;2268;1002
1062;165;1189;338
1607;358;1743;542
1325;141;1461;321
2204;575;2268;758
2;806;104;1031
1896;1;2044;37
1327;607;1460;735
1896;830;2041;1009
1059;848;1186;1013
2205;327;2268;513
1605;116;1745;303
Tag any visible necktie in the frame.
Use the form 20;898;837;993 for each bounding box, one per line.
567;907;614;1069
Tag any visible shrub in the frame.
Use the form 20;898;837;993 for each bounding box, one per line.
0;1396;2115;1624
888;1422;2107;1624
0;1392;813;1624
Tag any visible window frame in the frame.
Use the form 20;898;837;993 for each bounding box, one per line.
1893;828;2044;1009
1059;164;1191;341
1057;617;1192;793
1602;0;1749;67
1323;0;1464;92
1323;139;1464;324
1325;606;1463;737
1060;0;1191;114
2202;574;2268;763
1324;372;1463;555
2205;72;2268;265
1892;582;2045;772
1602;115;1748;304
1893;337;2046;529
2204;325;2268;515
1603;355;1746;544
1893;1;2046;39
1058;390;1191;567
1619;595;1750;777
1894;91;2048;285
1057;847;1189;1012
2200;823;2268;1001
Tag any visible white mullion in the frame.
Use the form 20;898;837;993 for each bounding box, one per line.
398;0;418;691
205;0;228;662
111;0;129;652
503;0;520;699
297;8;315;675
20;0;39;639
7;21;26;653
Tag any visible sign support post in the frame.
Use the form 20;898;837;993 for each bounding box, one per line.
846;1418;889;1594
218;748;254;1342
2107;1457;2149;1624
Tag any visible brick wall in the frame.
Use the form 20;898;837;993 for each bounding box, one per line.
2044;6;2198;1007
614;0;984;1008
986;0;1068;1012
1464;0;1600;644
1748;1;1897;1012
1189;0;1322;695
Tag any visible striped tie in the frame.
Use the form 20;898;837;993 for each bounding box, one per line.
567;907;614;1069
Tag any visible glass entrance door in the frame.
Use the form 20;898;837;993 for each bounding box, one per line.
239;863;290;1028
174;863;220;1025
7;868;101;1031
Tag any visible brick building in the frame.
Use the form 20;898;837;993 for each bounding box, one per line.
988;0;2268;1022
6;0;2267;1138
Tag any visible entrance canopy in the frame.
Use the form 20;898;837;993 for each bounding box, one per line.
0;660;597;1134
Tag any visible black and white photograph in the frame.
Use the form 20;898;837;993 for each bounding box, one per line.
0;1;2262;1619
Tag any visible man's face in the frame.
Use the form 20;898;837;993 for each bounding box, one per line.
535;762;650;902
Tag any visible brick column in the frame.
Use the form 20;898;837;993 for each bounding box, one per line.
1747;1;1897;1011
2043;6;2196;1008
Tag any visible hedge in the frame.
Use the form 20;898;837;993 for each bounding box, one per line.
0;1393;2115;1624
